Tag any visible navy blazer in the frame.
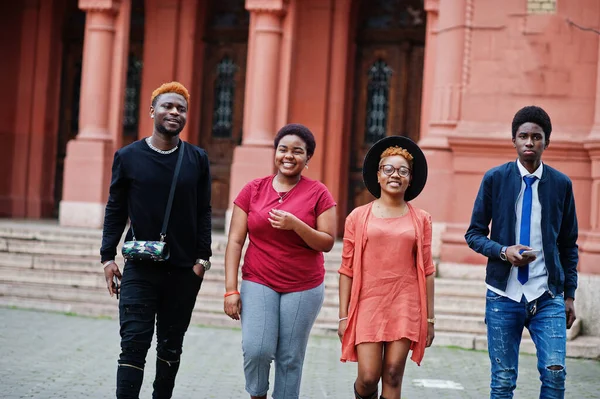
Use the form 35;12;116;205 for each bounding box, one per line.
464;161;578;299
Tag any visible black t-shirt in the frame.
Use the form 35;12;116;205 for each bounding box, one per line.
100;139;212;267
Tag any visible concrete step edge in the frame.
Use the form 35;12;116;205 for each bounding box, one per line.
436;262;486;281
1;297;594;358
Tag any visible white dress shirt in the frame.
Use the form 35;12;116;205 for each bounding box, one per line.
487;160;548;303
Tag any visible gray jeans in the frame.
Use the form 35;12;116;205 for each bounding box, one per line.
240;280;325;398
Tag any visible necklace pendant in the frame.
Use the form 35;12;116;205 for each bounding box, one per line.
279;198;283;203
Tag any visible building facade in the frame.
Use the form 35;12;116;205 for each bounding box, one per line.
2;0;600;330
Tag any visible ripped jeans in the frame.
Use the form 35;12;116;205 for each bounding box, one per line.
116;261;203;399
485;290;566;399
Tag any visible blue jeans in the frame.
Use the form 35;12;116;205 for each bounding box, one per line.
485;290;567;399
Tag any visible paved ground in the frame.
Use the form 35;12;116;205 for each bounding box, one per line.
1;308;599;399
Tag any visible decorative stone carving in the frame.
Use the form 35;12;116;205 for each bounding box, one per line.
461;0;474;93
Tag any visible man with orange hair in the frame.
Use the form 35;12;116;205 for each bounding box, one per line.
100;82;212;398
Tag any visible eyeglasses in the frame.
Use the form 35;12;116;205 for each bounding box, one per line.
379;164;411;177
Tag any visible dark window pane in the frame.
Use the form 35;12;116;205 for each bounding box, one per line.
210;0;249;29
212;56;237;138
70;60;82;136
363;0;425;30
123;55;143;133
364;59;392;144
123;0;144;140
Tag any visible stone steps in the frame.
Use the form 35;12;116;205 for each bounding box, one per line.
0;261;489;309
0;281;331;335
0;220;595;358
0;222;344;256
0;274;581;339
0;237;231;258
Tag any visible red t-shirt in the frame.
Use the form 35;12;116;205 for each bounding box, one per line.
234;175;337;293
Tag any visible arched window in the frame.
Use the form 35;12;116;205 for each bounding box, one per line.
364;59;393;143
211;56;237;138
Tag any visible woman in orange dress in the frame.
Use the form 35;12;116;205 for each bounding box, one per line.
338;136;435;399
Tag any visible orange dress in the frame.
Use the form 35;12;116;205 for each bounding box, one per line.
355;213;420;344
339;202;435;365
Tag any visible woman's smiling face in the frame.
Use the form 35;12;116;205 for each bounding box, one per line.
274;134;309;177
378;155;412;198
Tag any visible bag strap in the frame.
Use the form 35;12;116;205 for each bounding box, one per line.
160;141;185;241
130;141;185;242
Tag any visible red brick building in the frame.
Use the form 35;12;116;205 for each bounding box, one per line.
1;0;599;335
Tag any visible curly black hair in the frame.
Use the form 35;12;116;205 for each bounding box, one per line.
511;106;552;140
273;123;316;158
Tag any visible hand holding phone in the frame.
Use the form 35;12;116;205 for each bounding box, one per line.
520;249;540;257
113;275;120;299
507;245;538;266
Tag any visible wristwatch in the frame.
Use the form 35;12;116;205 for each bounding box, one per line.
195;259;211;271
499;246;508;262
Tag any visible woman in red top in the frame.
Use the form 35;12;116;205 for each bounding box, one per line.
223;123;337;399
338;136;435;399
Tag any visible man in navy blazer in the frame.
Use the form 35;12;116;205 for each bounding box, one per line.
465;106;578;399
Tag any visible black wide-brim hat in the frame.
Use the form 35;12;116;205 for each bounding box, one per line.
362;136;428;201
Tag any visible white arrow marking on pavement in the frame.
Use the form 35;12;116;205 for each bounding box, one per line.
412;379;465;390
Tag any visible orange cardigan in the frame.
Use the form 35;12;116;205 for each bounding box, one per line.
338;202;435;366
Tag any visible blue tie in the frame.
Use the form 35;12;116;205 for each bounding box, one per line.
518;176;537;284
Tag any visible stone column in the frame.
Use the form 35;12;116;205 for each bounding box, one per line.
421;0;466;148
415;0;467;222
226;0;288;227
582;141;600;273
324;0;352;224
241;0;287;146
413;0;467;259
574;35;600;338
137;0;181;142
59;0;121;227
77;2;120;141
582;38;600;275
418;0;439;142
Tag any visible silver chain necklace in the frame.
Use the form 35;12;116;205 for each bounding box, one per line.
146;137;178;155
274;176;300;203
277;191;291;204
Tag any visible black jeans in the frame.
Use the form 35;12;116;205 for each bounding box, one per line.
116;261;203;399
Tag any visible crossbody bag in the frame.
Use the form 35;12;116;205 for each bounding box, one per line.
122;141;185;262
